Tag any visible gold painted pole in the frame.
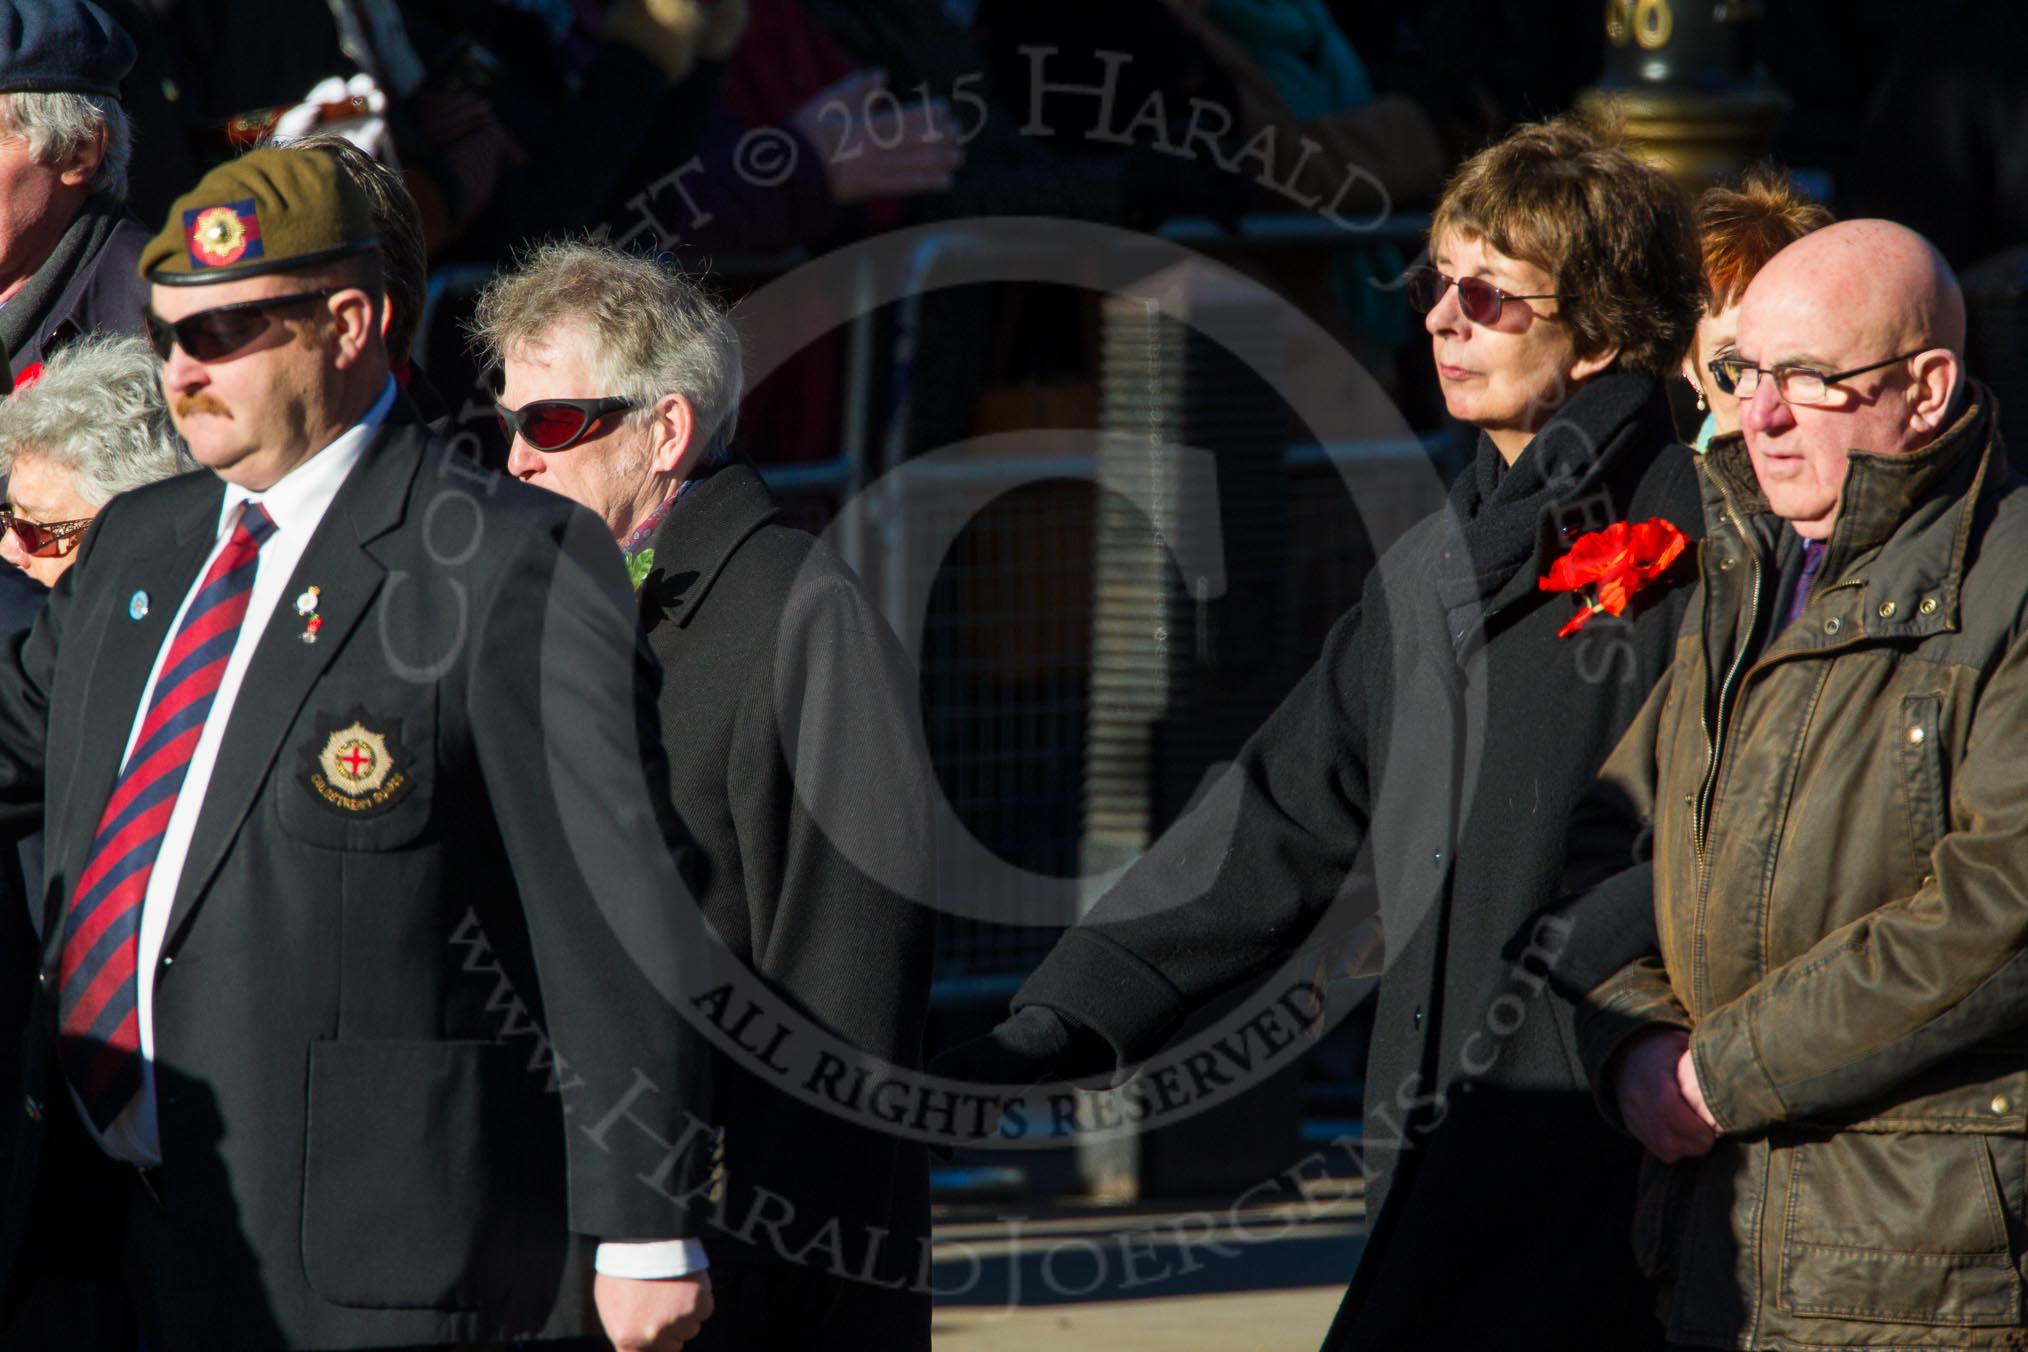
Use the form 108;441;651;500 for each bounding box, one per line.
1577;0;1791;190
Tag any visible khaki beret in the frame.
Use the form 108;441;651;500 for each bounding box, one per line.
140;146;378;286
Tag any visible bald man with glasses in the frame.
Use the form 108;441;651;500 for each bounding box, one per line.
1560;220;2028;1348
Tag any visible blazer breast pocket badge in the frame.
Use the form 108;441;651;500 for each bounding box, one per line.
302;708;418;818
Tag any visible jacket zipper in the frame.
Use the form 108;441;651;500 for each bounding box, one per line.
1694;492;1761;864
1693;524;1867;867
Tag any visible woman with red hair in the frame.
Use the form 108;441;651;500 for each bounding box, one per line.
1683;168;1834;449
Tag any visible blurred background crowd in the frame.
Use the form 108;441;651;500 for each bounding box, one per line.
80;0;2028;457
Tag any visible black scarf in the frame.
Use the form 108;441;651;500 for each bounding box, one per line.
1434;371;1663;645
0;193;125;364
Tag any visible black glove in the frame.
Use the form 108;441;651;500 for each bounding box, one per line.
929;1004;1115;1087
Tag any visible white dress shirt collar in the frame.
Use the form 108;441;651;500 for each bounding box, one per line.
216;377;397;538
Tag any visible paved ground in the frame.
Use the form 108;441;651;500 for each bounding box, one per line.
933;1286;1345;1350
930;1181;1364;1350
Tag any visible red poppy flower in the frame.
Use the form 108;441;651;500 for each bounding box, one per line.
1539;518;1690;638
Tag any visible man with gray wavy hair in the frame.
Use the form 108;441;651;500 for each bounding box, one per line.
475;241;936;1352
0;334;195;586
0;0;150;380
478;239;744;530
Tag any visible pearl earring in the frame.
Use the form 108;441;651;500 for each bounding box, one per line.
1690;382;1707;412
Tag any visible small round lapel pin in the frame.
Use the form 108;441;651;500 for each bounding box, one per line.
295;585;322;644
127;590;149;620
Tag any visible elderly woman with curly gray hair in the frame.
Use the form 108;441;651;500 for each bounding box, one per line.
0;335;195;587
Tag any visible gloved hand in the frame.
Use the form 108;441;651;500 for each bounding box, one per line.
272;73;392;160
930;1004;1115;1087
787;70;964;205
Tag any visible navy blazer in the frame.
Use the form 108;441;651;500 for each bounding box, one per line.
0;408;710;1348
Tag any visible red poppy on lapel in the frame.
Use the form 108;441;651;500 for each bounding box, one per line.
1539;518;1690;638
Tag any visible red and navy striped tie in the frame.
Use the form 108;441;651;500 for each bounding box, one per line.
58;502;277;1131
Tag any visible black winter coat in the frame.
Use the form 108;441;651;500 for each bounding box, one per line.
1015;375;1703;1349
8;214;149;379
636;462;937;1352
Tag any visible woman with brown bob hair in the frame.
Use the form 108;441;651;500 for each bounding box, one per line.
1317;108;1708;1350
945;112;1706;1350
1412;110;1705;457
1682;167;1834;448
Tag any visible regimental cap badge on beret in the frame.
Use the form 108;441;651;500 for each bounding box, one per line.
141;146;377;286
183;199;263;270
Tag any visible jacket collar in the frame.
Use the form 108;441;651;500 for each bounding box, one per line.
1478;371;1681;618
1701;381;2000;639
638;458;780;630
162;388;417;550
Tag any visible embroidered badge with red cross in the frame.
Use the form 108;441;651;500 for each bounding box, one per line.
300;707;416;818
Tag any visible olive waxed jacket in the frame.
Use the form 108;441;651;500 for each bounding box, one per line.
1568;389;2028;1348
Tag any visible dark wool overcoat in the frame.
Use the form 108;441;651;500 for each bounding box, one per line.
637;461;937;1352
8;211;149;379
1015;375;1704;1349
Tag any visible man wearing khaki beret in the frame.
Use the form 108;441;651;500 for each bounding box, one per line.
0;144;717;1350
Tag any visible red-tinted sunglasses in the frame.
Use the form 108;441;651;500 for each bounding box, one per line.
143;288;340;362
0;508;91;558
1404;266;1564;326
494;396;639;452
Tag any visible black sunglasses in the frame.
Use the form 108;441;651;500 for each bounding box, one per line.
495;396;639;452
0;508;91;558
143;288;340;362
1404;265;1564;326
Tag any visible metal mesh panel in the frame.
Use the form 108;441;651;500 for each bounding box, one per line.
915;475;1098;981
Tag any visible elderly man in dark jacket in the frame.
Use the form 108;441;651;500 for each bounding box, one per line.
0;0;151;379
1566;220;2028;1349
475;241;937;1352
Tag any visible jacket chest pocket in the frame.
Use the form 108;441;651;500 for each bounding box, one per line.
275;679;436;851
1894;695;1948;872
